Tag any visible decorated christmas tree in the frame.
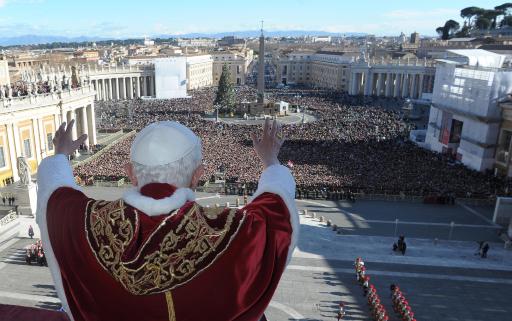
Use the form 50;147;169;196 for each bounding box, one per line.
214;64;236;114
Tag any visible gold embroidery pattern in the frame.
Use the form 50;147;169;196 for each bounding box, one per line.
165;291;176;321
85;200;244;295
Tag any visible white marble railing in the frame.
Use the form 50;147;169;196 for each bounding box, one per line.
0;86;95;111
83;64;154;77
0;211;18;227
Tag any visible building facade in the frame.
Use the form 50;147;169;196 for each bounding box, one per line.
0;86;97;185
185;55;213;90
348;56;436;99
496;101;512;177
212;49;254;86
425;50;512;172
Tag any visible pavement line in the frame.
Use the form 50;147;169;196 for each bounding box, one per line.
196;195;221;200
457;202;498;226
297;199;330;207
358;220;499;228
0;237;20;253
286;264;512;285
0;244;25;272
0;290;60;304
268;301;305;320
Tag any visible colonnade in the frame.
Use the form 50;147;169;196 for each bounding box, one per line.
91;75;155;101
63;104;97;149
349;70;435;99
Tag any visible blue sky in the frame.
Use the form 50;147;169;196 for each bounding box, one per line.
0;0;507;38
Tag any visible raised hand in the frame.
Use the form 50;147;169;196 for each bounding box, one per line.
53;120;88;156
250;118;284;169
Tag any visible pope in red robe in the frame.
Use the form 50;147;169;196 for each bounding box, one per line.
32;119;298;321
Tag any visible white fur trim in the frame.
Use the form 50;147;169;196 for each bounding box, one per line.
36;154;77;321
250;164;298;264
122;187;196;216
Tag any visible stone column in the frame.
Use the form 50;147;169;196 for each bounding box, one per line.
87;103;97;145
136;76;141;98
12;123;22;162
108;78;113;100
92;80;98;100
376;73;383;96
120;77;126;99
38;118;46;157
393;73;401;98
6;124;19;181
411;74;417;99
128;76;133;99
363;72;370;95
114;78;120;100
80;107;89;147
401;74;409;98
102;79;107;101
149;76;154;97
32;118;42;164
142;76;148;96
385;73;392;97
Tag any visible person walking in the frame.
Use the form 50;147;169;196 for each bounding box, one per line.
337;302;345;320
28;225;34;239
481;242;490;258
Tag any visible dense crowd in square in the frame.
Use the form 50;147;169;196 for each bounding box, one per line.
73;86;511;198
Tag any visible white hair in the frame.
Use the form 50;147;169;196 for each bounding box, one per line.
132;144;202;188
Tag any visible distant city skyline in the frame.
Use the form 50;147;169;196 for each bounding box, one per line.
0;0;507;39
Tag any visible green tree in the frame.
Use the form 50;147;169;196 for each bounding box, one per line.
436;20;460;40
501;15;512;27
483;10;500;29
461;6;486;27
475;16;492;29
214;64;236;114
496;3;512;27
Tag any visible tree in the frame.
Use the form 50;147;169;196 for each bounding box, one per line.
501;15;512;27
214;64;236;114
436;20;460;40
461;6;486;27
455;23;471;37
475;16;492;30
496;3;512;26
483;10;500;29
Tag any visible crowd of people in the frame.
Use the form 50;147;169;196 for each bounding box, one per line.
0;81;53;98
25;240;47;266
74;86;512;198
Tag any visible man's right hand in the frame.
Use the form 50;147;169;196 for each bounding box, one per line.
53;120;88;156
250;118;284;169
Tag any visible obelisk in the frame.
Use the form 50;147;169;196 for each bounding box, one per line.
257;21;265;105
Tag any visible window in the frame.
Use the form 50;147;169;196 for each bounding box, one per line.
23;139;32;158
0;146;5;168
47;133;54;151
449;119;463;144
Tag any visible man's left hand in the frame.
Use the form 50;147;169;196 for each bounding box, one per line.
53;120;88;156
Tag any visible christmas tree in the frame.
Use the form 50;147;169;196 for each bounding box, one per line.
214;64;236;114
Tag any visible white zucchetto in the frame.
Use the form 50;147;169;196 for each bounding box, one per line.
130;121;201;166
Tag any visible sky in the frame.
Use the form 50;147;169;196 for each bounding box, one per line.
0;0;508;38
